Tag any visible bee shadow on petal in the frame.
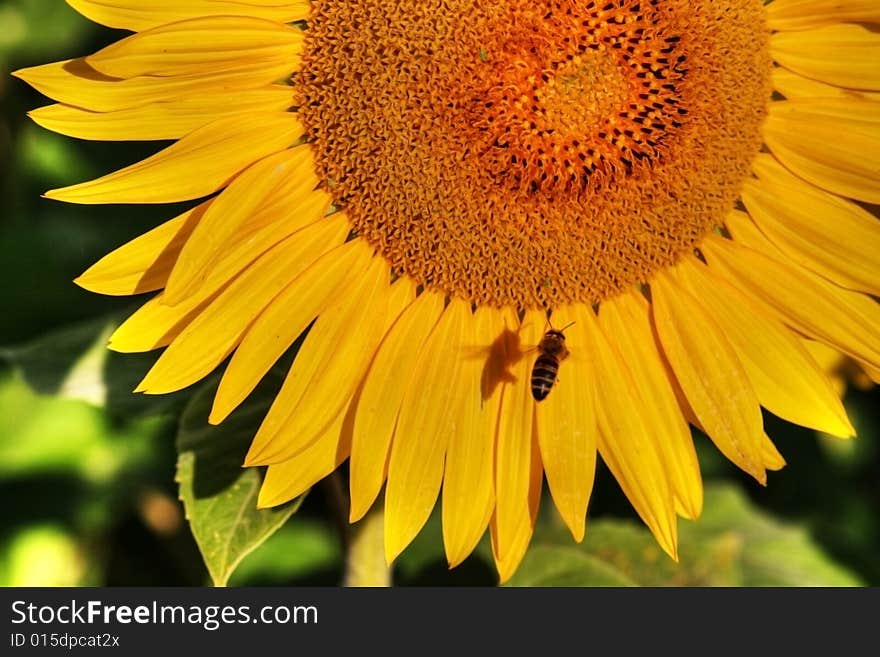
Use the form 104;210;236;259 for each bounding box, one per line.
463;327;525;404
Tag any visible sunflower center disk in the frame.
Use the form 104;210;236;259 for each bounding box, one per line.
299;0;772;308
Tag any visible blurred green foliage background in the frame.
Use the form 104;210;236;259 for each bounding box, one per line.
1;0;878;587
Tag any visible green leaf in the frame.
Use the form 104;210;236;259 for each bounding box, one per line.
505;546;636;587
0;369;165;482
227;520;342;586
691;485;863;587
517;484;862;586
0;0;97;59
1;316;116;404
176;371;304;587
1;315;187;418
571;517;745;586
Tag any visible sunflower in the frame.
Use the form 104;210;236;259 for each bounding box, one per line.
15;0;880;582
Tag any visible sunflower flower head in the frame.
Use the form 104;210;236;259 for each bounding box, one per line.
16;0;880;582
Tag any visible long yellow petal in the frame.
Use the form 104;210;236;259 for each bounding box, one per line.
134;220;349;393
745;153;880;295
583;305;678;558
238;253;387;463
599;292;703;520
704;230;880;370
651;269;768;484
75;200;208;296
86;17;303;79
13;58;295;113
767;0;880;31
109;293;205;354
108;196;336;352
773;68;880;102
492;310;542;567
257;413;349;508
384;298;470;564
491;433;543;584
164;147;318;305
860;361;880;386
760;433;787;472
45;113;304;204
771;24;880;91
442;307;504;568
214;240;376;429
67;0;310;32
769;98;880;125
29;87;293;141
348;288;444;523
804;340;849;397
676;256;854;437
763;104;880;204
534;305;596;543
803;342;880;392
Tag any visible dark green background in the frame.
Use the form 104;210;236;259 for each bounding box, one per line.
1;0;877;586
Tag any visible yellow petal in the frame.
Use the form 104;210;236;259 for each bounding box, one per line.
237;253;387;462
257;413;349;508
803;340;849;397
76;200;207;296
767;0;880;31
442;307;504;567
773;68;880;102
164;147;318;305
108;196;336;353
771;24;880;91
583;305;678;558
491;435;543;584
13;58;295;113
45;113;304;204
534;306;596;543
492;310;542;567
651;269;768;484
348;288;444;523
86;17;303;79
769;98;880;125
67;0;310;32
804;340;879;393
859;360;880;386
134;219;349;393
745;153;880;295
29;87;293;141
213;239;377;428
599;292;703;520
108;293;204;354
760;433;787;472
676;256;853;437
704;230;880;370
384;298;470;564
763;102;880;204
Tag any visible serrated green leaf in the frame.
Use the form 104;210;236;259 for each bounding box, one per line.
176;371;304;587
505;545;636;587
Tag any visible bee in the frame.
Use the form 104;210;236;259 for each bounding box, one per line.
530;321;575;402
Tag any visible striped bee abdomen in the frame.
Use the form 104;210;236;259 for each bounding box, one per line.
531;353;560;401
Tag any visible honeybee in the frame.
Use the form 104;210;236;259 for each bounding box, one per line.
530;321;575;402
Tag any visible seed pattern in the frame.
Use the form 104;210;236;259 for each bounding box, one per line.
298;0;772;309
